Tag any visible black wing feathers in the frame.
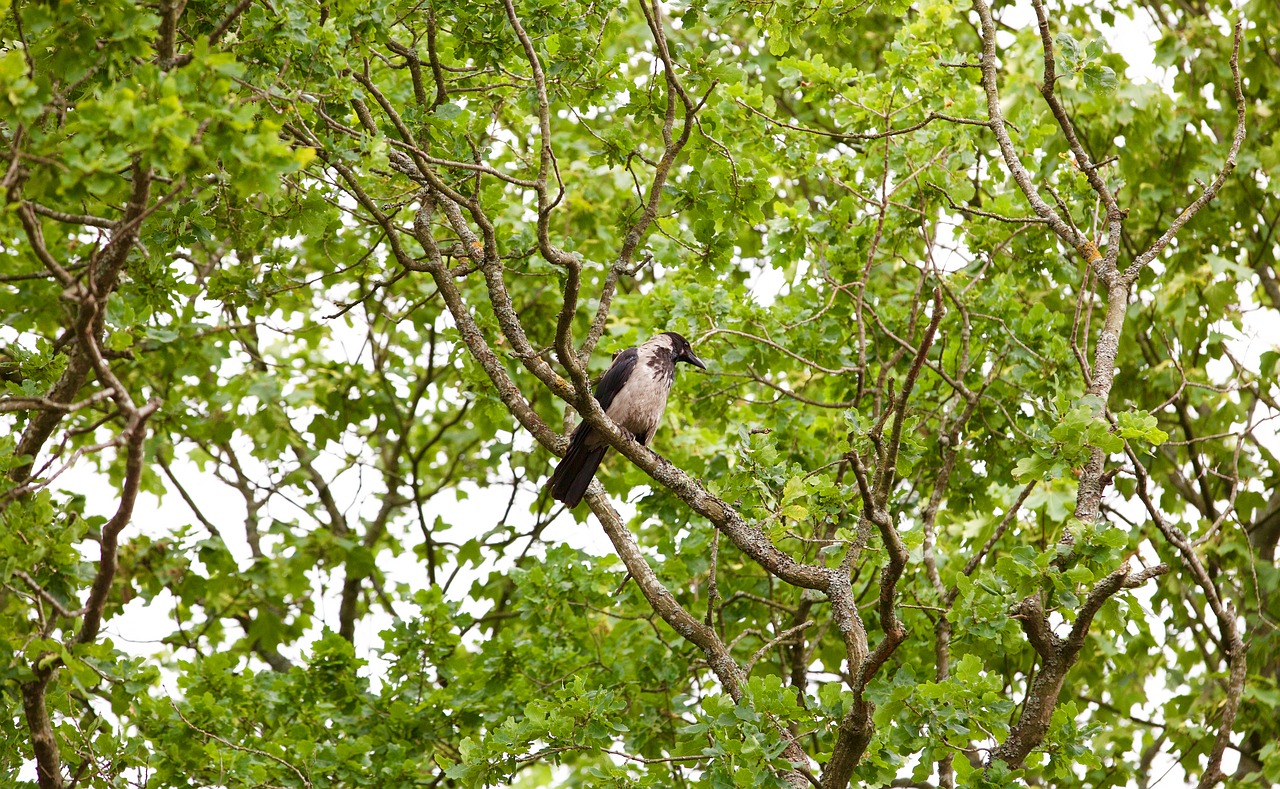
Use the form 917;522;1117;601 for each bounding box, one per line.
593;348;638;412
547;347;640;507
547;425;608;508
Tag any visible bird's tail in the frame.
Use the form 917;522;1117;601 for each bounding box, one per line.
548;430;608;508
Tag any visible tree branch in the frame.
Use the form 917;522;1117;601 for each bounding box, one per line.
992;562;1168;769
970;0;1103;270
1121;22;1246;284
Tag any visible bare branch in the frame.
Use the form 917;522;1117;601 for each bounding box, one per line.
955;481;1038;586
412;199;564;452
745;621;815;676
27;202;114;229
927;181;1050;225
586;491;814;784
11;571;86;620
875;288;945;502
8;163;153;484
427;191;579;403
703;328;860;376
0;389;117;415
580;2;716;364
1128;446;1247;788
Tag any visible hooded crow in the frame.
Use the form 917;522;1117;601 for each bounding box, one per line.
548;331;706;507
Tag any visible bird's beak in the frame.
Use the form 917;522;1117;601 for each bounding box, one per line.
682;349;707;370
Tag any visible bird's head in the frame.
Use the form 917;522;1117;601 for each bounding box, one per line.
660;332;707;370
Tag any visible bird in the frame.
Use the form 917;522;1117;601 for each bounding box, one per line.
548;331;706;508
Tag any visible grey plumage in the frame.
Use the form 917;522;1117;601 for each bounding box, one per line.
548;332;706;507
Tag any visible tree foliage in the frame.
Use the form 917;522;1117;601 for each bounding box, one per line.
1;0;1277;786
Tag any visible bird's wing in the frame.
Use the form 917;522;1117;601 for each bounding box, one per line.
593;347;638;411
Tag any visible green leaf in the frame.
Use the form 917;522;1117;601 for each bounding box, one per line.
1055;32;1081;71
767;26;789;56
780;504;809;521
1014;454;1056;481
1082;63;1118;93
1116;410;1170;446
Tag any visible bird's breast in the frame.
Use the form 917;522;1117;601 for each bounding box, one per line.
605;368;673;438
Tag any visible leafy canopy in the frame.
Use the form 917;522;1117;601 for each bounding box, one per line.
0;0;1277;787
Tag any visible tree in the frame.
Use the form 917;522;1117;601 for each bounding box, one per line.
1;0;1276;786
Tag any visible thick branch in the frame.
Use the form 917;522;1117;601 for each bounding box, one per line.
991;562;1168;769
156;0;188;69
573;397;831;591
75;400;161;645
0;389;117;415
21;669;62;789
